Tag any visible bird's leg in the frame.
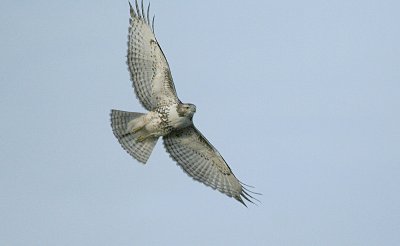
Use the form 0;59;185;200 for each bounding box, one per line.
131;125;144;133
127;115;147;134
136;133;154;142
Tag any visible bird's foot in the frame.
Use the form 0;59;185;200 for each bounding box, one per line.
137;135;149;142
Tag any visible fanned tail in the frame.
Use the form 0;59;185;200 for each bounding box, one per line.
110;109;158;164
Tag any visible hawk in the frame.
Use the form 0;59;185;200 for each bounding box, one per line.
110;0;258;206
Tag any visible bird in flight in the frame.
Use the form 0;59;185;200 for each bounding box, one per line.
110;0;258;206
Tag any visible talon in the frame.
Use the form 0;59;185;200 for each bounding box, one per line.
137;136;145;142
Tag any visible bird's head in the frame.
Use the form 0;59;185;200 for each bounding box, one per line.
177;103;196;118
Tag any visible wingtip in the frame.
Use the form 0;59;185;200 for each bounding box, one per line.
236;183;262;207
135;0;141;19
237;197;248;207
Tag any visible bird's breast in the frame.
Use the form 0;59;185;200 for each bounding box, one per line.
167;104;193;129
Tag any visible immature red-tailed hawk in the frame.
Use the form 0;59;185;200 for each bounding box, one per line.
110;0;258;206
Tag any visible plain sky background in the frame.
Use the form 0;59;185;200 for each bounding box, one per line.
1;0;399;245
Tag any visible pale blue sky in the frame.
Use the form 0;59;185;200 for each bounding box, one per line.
1;0;400;245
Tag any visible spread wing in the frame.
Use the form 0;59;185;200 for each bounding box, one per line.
163;126;258;206
127;1;179;111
